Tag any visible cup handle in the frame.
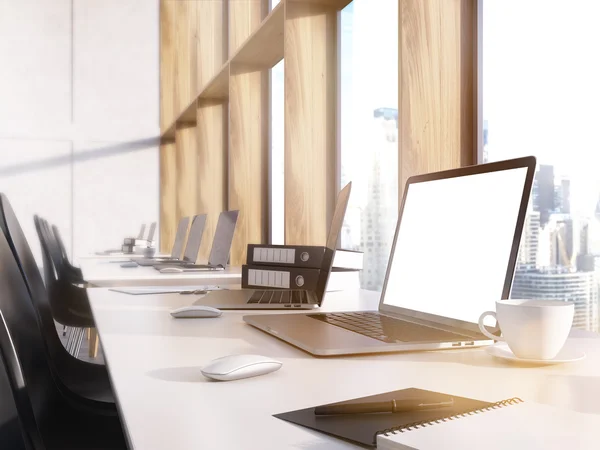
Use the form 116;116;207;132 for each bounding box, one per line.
478;311;504;341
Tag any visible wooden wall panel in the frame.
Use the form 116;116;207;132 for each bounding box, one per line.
159;1;175;132
284;2;337;245
159;141;177;253
229;67;269;265
229;0;268;55
197;0;228;91
197;100;228;261
399;0;477;197
174;1;198;116
175;124;199;222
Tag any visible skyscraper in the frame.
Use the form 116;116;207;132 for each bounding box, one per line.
533;165;555;227
559;179;571;214
512;268;599;332
517;210;540;268
359;110;398;291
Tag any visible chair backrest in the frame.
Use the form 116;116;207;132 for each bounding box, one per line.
0;222;64;447
51;224;69;263
0;343;30;449
38;219;66;279
33;216;56;286
0;197;76;369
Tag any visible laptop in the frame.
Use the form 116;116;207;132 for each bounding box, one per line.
136;223;146;240
155;210;239;272
243;157;536;355
146;214;208;267
199;184;351;309
146;222;157;243
135;216;193;266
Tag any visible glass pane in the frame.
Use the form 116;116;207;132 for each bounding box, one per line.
483;0;600;332
340;0;399;291
270;59;284;244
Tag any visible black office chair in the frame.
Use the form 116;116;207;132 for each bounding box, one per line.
0;195;117;413
0;229;127;449
35;216;95;355
34;216;96;352
51;223;84;281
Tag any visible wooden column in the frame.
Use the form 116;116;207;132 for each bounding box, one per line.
284;1;337;245
194;1;229;261
399;0;477;197
228;1;269;265
174;1;198;115
159;140;177;253
175;123;199;221
197;0;228;91
159;1;175;132
197;100;228;261
229;67;269;265
229;0;268;55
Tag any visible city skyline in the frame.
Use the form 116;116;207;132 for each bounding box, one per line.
508;163;600;332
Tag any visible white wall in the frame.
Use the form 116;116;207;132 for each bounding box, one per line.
0;0;159;263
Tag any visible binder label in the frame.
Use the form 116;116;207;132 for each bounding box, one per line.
248;269;291;288
253;247;295;264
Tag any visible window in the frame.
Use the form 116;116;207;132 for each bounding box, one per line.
340;0;399;291
270;59;284;244
482;0;600;332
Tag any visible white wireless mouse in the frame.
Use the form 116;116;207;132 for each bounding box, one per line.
201;354;282;381
160;267;183;273
170;305;222;319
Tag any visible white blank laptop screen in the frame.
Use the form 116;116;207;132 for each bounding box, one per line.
382;167;529;324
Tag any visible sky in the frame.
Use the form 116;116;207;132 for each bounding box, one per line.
483;0;600;216
341;0;399;207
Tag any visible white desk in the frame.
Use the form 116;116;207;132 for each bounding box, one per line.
80;259;241;288
78;253;149;260
88;289;600;450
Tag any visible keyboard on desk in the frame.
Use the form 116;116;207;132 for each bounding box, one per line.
248;290;312;304
308;312;469;343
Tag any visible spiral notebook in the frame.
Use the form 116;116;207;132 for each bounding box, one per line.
377;398;600;450
274;388;492;447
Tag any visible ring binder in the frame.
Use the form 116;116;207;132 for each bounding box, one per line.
377;397;524;438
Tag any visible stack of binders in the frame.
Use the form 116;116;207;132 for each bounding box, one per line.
241;245;363;292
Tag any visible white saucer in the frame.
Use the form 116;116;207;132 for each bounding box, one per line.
485;344;586;365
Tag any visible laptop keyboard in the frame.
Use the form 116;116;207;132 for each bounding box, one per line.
308;312;469;343
248;290;312;304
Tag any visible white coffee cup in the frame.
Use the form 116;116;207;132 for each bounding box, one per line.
478;300;574;360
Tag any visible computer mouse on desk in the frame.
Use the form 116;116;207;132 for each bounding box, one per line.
170;305;222;319
201;354;282;381
159;267;183;274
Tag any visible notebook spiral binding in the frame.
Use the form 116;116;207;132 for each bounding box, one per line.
377;397;524;437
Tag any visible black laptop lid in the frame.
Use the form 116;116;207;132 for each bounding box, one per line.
171;217;190;259
207;211;239;267
314;182;352;305
182;215;207;262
